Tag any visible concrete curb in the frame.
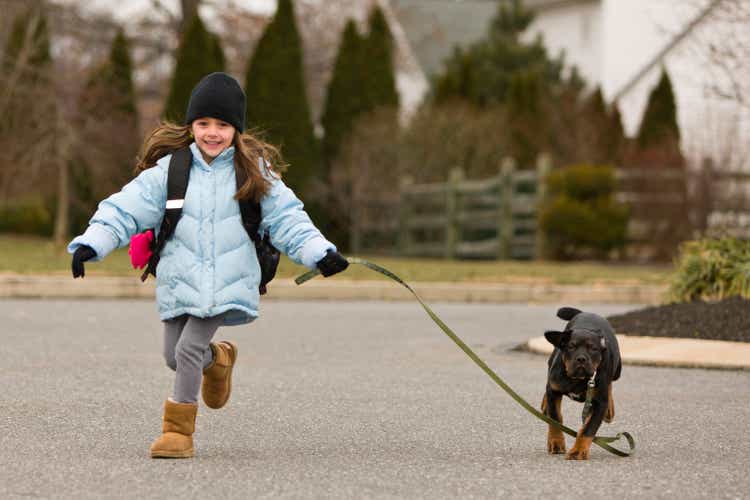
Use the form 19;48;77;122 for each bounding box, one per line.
0;274;669;304
523;335;750;371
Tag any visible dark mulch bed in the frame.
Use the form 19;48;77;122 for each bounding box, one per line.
606;296;750;343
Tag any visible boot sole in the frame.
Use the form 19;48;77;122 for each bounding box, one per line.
205;341;237;409
151;448;195;459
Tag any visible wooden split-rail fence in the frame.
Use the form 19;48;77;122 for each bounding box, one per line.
349;156;746;260
350;155;552;260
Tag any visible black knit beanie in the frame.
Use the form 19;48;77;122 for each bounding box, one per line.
185;72;246;132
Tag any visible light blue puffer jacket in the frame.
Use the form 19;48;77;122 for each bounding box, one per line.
68;142;335;326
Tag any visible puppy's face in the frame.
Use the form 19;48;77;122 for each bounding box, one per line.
545;329;606;379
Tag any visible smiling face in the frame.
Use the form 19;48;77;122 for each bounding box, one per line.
190;117;235;162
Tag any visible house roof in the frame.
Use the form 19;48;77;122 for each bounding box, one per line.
612;0;725;101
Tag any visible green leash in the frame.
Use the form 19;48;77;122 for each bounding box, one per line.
295;258;635;457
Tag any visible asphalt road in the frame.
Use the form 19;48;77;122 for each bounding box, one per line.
1;299;747;499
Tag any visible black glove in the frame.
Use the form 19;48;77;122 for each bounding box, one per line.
71;245;97;278
316;249;349;277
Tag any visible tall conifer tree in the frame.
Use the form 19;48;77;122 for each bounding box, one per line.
636;68;680;150
606;102;626;164
433;0;561;107
362;6;398;111
244;0;319;193
71;28;140;233
321;20;366;167
163;12;225;124
102;29;138;116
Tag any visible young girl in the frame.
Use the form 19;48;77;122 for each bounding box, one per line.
68;72;349;458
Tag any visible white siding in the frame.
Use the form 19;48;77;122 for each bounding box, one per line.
602;0;750;170
523;1;603;86
527;0;750;167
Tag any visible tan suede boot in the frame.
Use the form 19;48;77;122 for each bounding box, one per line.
202;341;238;409
150;399;197;458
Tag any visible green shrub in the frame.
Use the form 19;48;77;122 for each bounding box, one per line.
539;164;628;259
545;163;616;201
0;197;54;236
670;237;750;302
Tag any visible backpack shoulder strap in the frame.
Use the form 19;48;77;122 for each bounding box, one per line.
141;147;191;280
235;160;261;244
162;147;192;239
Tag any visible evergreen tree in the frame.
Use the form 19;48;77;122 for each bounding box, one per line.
321;20;367;166
163;12;225;124
101;29;138;116
636;68;680;149
581;87;613;164
362;6;399;111
505;69;544;166
433;0;562;107
606;102;626;164
71;28;140;234
244;0;319;193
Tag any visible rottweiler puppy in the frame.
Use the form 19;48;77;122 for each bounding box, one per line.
541;307;621;460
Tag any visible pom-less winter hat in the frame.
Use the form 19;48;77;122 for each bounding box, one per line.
185;72;246;132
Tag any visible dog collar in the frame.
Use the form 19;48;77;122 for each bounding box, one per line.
582;370;597;423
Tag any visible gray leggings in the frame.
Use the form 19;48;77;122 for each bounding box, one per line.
163;313;225;403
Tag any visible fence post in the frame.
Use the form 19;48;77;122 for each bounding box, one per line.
695;156;714;234
398;175;414;256
350;187;361;255
534;154;551;260
445;167;464;259
498;158;516;259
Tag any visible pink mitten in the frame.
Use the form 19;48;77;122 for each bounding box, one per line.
129;230;154;269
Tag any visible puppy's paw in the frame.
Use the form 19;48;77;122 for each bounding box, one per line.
565;436;592;460
547;436;566;454
565;447;589;460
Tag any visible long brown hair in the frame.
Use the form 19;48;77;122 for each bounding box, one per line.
134;122;286;203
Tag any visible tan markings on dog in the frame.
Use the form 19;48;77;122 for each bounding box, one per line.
566;415;593;460
563;358;574;376
541;394;547;413
545;395;565;454
566;434;593;460
605;383;615;423
547;428;566;454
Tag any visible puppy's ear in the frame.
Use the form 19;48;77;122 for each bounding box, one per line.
544;330;571;347
557;307;582;321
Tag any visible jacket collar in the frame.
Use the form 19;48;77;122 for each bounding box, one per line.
189;142;235;171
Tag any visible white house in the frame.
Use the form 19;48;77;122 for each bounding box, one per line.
395;0;749;170
522;0;750;170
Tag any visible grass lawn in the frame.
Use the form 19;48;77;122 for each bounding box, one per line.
0;234;673;285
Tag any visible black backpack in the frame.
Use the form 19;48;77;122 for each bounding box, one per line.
140;147;280;295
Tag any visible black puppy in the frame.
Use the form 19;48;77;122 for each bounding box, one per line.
541;306;621;460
